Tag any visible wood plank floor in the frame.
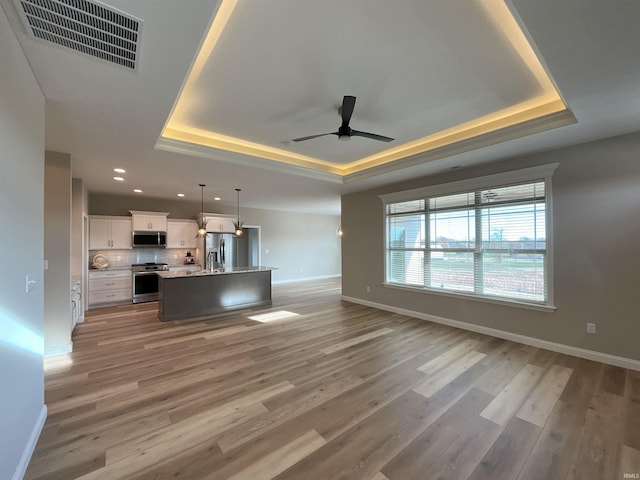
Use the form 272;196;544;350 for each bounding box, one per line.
27;278;640;480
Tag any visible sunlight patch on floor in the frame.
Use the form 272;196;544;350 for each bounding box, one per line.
248;310;300;323
44;353;73;372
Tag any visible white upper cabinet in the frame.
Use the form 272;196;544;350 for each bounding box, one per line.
167;220;199;249
166;221;182;248
130;211;169;231
182;222;199;248
89;218;110;250
89;217;132;249
111;219;133;248
205;216;236;233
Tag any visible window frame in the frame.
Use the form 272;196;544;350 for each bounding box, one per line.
379;164;558;311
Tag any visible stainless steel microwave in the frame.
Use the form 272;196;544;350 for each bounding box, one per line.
132;231;166;248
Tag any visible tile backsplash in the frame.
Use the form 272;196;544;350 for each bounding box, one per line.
89;248;199;269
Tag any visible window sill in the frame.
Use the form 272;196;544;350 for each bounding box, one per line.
383;282;556;312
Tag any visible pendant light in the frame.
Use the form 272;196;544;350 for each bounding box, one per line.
234;188;243;236
197;184;207;237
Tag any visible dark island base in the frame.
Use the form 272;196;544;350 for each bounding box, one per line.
158;270;272;321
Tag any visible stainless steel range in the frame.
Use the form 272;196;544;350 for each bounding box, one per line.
132;263;168;303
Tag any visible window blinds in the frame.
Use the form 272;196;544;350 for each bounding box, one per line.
386;180;548;304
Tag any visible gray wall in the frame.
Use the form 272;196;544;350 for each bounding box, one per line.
44;152;73;354
89;194;342;282
71;178;86;277
90;193;211;220
0;5;46;479
342;131;640;362
242;208;341;282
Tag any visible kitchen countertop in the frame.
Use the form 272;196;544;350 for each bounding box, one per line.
157;266;276;279
88;264;198;272
89;267;132;271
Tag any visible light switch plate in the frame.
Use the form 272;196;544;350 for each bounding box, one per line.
26;274;36;293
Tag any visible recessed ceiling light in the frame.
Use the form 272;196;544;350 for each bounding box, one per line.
177;193;185;197
113;168;126;174
113;176;125;181
213;196;221;201
133;189;142;193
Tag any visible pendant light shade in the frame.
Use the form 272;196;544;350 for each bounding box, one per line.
234;188;243;237
197;184;207;237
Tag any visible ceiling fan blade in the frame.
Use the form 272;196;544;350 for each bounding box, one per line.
341;96;356;127
291;132;336;142
350;129;394;142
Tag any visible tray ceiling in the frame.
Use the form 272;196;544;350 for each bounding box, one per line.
158;0;573;181
3;0;640;214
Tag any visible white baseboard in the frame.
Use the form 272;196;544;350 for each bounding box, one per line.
44;342;73;357
12;404;47;480
342;295;640;372
273;274;341;285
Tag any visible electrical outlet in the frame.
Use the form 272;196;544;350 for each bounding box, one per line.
366;285;371;293
586;322;596;334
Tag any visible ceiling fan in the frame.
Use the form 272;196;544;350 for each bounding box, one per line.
292;96;394;143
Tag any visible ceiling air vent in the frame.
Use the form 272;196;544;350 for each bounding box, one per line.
13;0;142;70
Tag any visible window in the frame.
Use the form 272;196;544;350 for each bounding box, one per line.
381;164;557;307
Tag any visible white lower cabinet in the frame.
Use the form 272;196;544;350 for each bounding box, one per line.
89;270;132;307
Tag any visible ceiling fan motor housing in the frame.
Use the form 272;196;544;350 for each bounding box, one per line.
291;96;393;143
338;125;352;140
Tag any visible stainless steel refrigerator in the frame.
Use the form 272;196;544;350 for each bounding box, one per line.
206;232;250;268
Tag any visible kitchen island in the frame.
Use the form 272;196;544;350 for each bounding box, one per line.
156;266;275;321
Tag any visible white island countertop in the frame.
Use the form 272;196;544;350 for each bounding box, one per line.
157;266;276;279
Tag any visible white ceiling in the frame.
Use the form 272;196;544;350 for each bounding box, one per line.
2;0;640;215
